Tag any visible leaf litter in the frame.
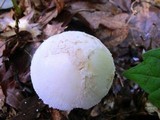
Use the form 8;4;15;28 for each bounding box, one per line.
0;0;160;120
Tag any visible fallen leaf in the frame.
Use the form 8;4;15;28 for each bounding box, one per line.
43;22;66;37
105;26;129;47
5;80;25;109
78;12;129;29
69;1;121;14
0;37;39;110
129;2;160;48
109;0;131;12
38;0;64;26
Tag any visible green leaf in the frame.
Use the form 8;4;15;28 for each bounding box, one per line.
149;89;160;108
143;48;160;59
123;48;160;108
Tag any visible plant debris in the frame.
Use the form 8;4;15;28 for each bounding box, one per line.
0;0;160;120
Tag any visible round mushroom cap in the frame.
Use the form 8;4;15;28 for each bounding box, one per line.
30;31;115;111
0;0;13;9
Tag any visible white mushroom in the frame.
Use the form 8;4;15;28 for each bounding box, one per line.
30;31;115;111
0;0;13;9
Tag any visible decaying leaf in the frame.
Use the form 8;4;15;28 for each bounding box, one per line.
69;1;121;14
129;2;160;48
43;22;66;37
38;0;64;26
6;84;24;109
77;12;129;30
67;1;130;47
109;0;131;12
105;26;129;47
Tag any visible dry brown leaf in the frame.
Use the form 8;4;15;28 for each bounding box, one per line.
69;1;121;14
78;11;129;29
76;9;129;47
43;22;66;37
129;2;160;48
38;10;58;26
105;26;129;47
109;0;131;12
38;0;64;26
95;26;129;47
5;80;25;109
19;0;32;15
101;13;129;29
0;42;35;109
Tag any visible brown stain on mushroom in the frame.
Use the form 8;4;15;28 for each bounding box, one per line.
75;48;85;70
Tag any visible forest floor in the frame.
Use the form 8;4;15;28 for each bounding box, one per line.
0;0;160;120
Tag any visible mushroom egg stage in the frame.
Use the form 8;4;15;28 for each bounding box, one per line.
30;31;115;111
